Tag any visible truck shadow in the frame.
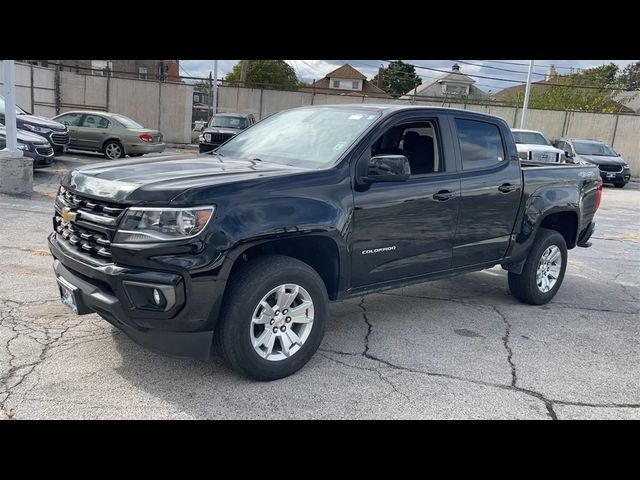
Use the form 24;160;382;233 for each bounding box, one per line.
108;258;638;419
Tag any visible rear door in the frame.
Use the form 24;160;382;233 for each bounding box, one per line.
450;116;522;268
77;114;111;150
351;112;461;287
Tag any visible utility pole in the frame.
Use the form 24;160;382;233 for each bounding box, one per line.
520;60;535;129
207;71;212;121
377;64;384;89
239;60;249;87
1;60;33;195
1;61;20;156
212;60;218;115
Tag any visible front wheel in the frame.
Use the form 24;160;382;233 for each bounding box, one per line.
216;255;328;381
508;228;568;305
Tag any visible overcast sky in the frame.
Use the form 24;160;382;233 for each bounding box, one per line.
181;60;638;93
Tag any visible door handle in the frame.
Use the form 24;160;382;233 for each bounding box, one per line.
433;190;456;201
498;183;518;193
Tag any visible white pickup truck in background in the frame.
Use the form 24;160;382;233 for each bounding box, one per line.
511;129;566;163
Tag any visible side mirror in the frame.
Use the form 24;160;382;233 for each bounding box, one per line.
362;155;411;183
565;151;573;159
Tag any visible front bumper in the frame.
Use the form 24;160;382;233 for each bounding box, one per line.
599;169;630;185
126;142;166;155
199;142;220;153
24;148;54;168
48;232;224;360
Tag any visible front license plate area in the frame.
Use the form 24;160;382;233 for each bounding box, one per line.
57;277;78;314
606;173;616;178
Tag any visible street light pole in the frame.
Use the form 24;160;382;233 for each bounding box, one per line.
212;60;218;115
1;60;22;157
520;60;535;129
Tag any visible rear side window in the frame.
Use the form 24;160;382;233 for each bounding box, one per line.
455;118;505;170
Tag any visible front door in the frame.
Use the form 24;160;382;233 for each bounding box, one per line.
55;112;84;147
351;115;461;288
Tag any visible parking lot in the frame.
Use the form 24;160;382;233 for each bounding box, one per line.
1;150;638;419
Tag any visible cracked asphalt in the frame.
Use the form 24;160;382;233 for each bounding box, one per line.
1;151;638;419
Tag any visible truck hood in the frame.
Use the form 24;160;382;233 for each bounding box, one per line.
0;126;50;144
63;154;308;203
574;154;626;166
17;113;67;131
516;144;564;154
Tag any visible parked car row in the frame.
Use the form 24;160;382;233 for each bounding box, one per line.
0;96;165;167
509;127;631;188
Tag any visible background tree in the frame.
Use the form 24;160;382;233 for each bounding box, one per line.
225;60;299;89
514;63;622;113
619;61;640;90
371;60;422;97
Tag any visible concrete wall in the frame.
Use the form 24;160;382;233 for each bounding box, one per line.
1;62;192;143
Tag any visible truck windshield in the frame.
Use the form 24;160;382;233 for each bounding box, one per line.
573;141;617;156
216;107;381;168
210;116;248;129
511;131;551;146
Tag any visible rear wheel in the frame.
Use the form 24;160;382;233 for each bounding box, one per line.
103;140;125;160
216;255;328;381
508;228;568;305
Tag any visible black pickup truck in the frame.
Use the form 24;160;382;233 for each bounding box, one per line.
48;105;601;381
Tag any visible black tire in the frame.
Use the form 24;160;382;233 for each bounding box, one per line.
103;140;125;160
614;182;626;188
508;228;568;305
129;153;144;157
216;255;328;381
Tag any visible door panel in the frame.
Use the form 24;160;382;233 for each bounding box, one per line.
451;118;522;267
77;114;110;150
352;174;461;286
351;115;461;288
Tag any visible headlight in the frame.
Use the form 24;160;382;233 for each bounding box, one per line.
17;143;30;151
204;133;211;142
114;206;215;243
23;124;52;134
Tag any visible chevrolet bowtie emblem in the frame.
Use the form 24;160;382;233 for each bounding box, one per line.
61;207;78;223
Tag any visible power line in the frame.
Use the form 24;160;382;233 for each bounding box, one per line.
451;59;548;77
480;60;575;70
386;60;639;92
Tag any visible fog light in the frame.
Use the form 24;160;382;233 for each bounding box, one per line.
153;288;162;305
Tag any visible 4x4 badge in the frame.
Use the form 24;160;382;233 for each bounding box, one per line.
61;207;78;223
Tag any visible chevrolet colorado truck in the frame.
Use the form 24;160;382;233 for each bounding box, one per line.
48;105;601;381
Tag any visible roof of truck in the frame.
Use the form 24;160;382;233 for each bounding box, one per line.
292;103;508;121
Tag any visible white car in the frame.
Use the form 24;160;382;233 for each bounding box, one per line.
511;129;566;163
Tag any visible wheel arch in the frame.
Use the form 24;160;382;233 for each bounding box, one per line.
224;234;343;301
102;137;126;154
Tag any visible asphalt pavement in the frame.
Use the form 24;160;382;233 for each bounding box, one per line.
1;151;638;419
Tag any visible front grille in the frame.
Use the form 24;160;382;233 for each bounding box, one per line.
54;190;126;261
208;132;235;144
530;151;558;162
50;132;70;145
598;164;622;173
36;145;54;157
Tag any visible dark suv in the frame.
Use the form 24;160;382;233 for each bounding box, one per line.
554;138;631;188
0;96;70;154
199;113;255;153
